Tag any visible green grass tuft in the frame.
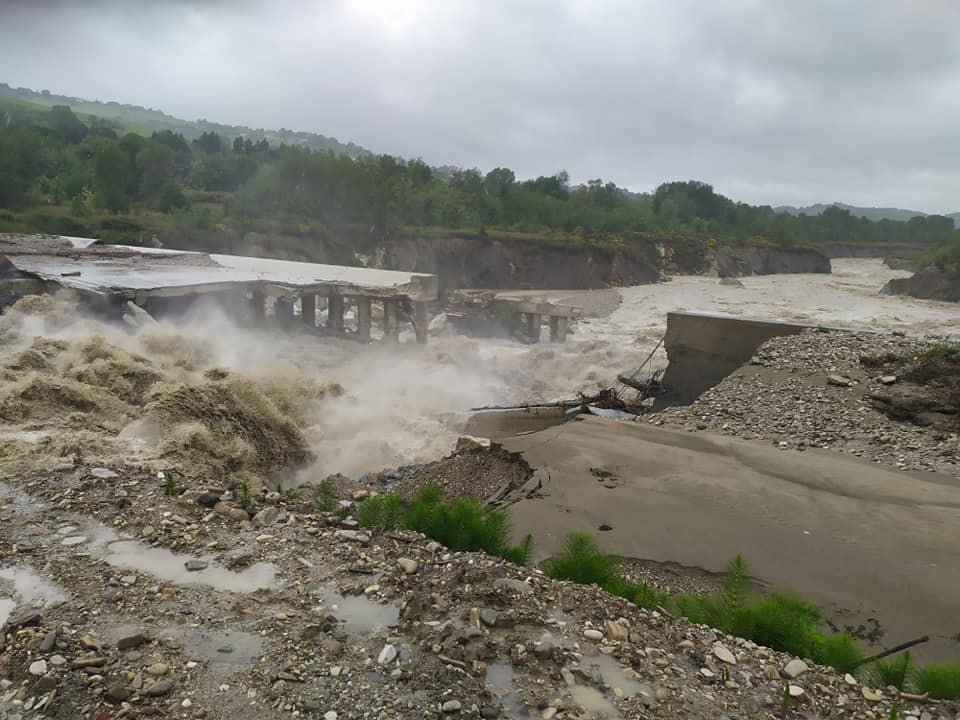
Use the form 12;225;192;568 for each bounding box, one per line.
820;633;865;674
862;652;916;691
916;662;960;700
542;533;620;588
355;486;533;564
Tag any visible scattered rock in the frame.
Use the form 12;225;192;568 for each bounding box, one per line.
441;699;462;713
146;663;169;677
90;467;119;479
583;628;603;641
60;535;87;546
397;558;419;574
861;687;884;702
184;559;208;572
197;492;221;508
456;435;491;451
105;683;130;704
378;644;397;666
713;643;736;665
116;630;147;650
479;609;498;628
788;684;805;698
782;659;809;679
603;620;629;642
253;506;280;527
493;578;533;595
146;679;174;697
827;374;852;387
28;660;47;676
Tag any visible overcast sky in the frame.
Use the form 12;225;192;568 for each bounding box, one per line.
3;0;960;212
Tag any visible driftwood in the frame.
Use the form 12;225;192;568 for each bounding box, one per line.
859;635;929;665
899;691;935;703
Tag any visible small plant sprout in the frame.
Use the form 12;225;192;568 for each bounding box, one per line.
160;470;183;497
314;479;337;512
236;482;252;509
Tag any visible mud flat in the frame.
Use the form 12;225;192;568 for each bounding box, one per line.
502;416;960;662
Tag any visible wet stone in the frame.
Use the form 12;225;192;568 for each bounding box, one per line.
184;559;208;572
377;644;397;666
39;630;57;652
35;675;56;691
197;493;220;508
105;683;130;704
116;630;147;650
146;678;174;696
479;609;498;628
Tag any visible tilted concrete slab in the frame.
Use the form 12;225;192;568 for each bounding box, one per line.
1;235;437;302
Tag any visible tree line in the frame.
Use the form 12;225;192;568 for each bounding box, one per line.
1;102;957;260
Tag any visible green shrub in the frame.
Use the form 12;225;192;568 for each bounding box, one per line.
862;652;916;692
820;633;865;674
356;493;406;531
746;593;823;659
355;486;533;564
542;533;620;589
916;662;960;700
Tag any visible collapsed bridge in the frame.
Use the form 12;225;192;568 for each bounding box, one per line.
0;234;438;343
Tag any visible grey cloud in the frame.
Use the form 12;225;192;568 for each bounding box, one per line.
1;0;959;211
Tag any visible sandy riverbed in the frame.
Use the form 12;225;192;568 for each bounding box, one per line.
501;416;960;662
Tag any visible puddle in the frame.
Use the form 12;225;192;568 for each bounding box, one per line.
0;565;69;626
319;589;399;636
162;627;266;673
484;662;528;717
583;653;654;700
104;540;276;593
0;599;14;628
0;480;45;517
570;686;621;718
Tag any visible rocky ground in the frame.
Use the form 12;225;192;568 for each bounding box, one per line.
652;330;960;478
3;461;957;720
371;443;533;503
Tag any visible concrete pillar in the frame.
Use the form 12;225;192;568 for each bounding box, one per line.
356;297;372;341
526;313;542;343
275;298;294;328
327;295;344;332
383;299;400;343
550;315;568;343
250;290;265;327
414;301;429;345
300;294;316;327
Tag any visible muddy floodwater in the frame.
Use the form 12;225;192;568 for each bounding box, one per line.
0;259;956;480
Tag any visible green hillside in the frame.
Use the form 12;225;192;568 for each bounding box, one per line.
0;82;369;157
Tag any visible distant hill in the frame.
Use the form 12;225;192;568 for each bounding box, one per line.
775;201;960;227
0;82;370;157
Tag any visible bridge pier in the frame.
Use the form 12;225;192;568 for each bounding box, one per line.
383;299;400;343
550;315;568;343
414;301;429;344
300;294;316;327
526;313;542;343
274;297;294;328
250;290;265;327
327;295;344;332
356;297;372;340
